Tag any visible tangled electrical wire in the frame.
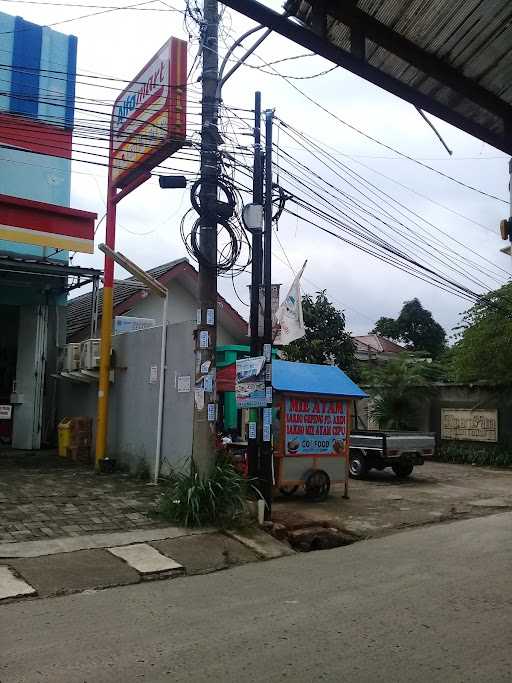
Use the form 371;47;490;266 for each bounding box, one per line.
180;175;252;276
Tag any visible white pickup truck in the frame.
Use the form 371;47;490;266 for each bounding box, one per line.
349;430;436;479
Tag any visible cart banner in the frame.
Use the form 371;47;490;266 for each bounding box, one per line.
284;397;348;456
236;356;266;408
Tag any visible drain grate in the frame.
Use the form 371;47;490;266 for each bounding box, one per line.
265;519;360;552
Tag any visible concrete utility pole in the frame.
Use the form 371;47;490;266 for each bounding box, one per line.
192;0;219;477
260;108;274;519
247;91;264;481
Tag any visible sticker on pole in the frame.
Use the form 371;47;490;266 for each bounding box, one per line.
235;356;266;408
199;330;209;348
207;403;216;422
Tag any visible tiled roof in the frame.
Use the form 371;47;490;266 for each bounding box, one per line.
353;334;406;354
67;259;188;338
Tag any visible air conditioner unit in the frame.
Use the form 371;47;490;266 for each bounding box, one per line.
62;343;81;372
80;339;101;370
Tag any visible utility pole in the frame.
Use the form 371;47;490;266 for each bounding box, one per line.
192;0;219;477
247;91;264;481
260;108;274;519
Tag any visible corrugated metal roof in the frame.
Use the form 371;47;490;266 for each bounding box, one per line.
281;0;512;152
272;359;367;398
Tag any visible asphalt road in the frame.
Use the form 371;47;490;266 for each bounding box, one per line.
2;512;512;683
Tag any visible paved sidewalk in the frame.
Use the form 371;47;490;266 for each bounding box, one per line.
0;527;291;601
0;451;165;543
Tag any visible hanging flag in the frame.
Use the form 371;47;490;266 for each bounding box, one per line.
274;261;307;346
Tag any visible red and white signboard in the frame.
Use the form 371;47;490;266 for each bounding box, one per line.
111;37;187;188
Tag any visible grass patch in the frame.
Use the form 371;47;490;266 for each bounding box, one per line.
435;442;512;468
158;456;255;528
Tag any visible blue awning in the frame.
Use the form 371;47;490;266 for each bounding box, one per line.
272;359;367;398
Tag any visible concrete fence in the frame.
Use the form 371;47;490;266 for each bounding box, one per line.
357;382;512;447
57;321;195;476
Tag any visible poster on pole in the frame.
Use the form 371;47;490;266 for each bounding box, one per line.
235;356;266;408
284;397;348;456
110;37;188;189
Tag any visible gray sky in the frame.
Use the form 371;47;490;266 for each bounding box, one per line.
4;0;510;337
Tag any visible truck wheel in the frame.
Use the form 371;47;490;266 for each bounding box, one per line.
392;462;414;478
349;452;368;479
304;470;330;502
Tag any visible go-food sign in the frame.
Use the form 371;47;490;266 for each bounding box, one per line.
285;397;348;456
110;37;187;188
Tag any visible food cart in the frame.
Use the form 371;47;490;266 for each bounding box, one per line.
272;360;367;501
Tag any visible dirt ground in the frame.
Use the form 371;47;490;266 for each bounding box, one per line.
272;461;512;538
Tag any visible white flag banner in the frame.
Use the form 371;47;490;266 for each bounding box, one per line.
274;261;307;346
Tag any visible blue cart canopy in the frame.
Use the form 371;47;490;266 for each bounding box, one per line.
272;359;367;399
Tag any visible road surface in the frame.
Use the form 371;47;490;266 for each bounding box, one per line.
2;512;512;682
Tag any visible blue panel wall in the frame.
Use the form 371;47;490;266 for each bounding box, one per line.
0;13;15;113
10;17;42;118
0;12;76;128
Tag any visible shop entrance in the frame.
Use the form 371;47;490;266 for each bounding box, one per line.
0;304;19;445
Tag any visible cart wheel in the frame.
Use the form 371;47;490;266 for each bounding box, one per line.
279;486;299;497
304;470;330;502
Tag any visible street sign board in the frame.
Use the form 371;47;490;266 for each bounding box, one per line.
236;356;266;408
110;37;187;188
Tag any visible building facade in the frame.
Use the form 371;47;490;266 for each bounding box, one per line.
0;11;97;449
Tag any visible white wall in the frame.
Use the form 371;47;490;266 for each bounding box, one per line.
117;279;244;346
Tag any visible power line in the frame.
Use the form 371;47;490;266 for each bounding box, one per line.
0;0;177;34
224;107;508;293
240;49;509;205
274;120;510;282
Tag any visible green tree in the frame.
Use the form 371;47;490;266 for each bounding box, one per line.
451;282;512;385
283;291;357;377
362;355;434;430
372;298;446;358
371;316;399;340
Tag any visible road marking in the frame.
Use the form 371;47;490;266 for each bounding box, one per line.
0;566;36;600
108;543;183;575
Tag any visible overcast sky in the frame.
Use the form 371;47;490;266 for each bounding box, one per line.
3;0;510;338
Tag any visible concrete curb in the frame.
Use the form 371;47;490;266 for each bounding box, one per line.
225;528;296;560
0;526;216;559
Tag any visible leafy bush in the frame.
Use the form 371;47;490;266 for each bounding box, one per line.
435;443;512;468
158;456;253;528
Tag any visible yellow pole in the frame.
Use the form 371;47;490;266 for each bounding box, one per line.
95;180;116;468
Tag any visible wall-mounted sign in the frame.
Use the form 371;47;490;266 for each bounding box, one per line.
111;37;187;188
0;405;12;420
0;194;95;254
284;397;348;456
114;316;155;334
441;409;498;442
236;356;266;408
